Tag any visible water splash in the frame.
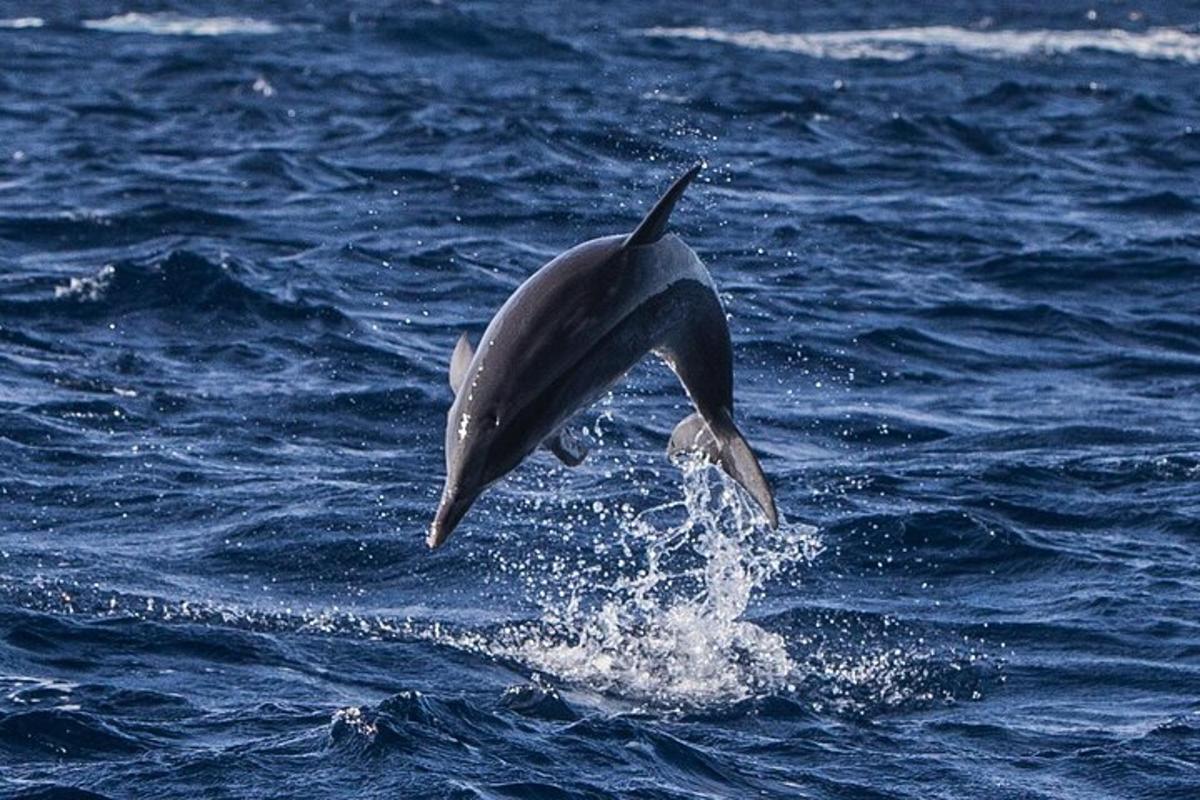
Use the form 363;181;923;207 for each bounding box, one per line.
443;459;825;707
418;455;1000;712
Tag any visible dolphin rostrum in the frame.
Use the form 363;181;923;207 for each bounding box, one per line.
429;164;777;548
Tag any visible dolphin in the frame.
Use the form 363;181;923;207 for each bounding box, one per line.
429;164;777;548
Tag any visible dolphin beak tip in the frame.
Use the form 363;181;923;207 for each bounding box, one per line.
429;479;480;551
428;489;463;550
426;525;446;549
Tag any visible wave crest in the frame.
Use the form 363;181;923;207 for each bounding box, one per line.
640;25;1200;64
40;251;349;326
82;13;281;36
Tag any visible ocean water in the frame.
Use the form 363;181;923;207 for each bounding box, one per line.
1;2;1199;798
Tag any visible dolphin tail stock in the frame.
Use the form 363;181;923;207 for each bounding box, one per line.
623;162;704;249
668;410;779;529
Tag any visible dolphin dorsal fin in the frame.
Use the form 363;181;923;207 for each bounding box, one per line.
622;163;703;249
449;332;474;394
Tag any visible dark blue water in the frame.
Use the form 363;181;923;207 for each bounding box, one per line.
2;2;1199;797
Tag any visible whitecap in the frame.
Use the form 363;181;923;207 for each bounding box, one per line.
82;13;281;37
640;25;1200;64
0;17;43;28
55;264;115;303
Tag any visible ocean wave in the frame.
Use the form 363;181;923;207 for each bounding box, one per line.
6;786;115;800
498;683;579;721
0;205;245;250
828;510;1061;576
0;708;148;757
640;25;1200;64
329;690;514;756
329;689;752;794
869;113;1007;156
82;13;281;37
1091;191;1199;214
17;251;350;326
965;251;1199;290
336;5;576;59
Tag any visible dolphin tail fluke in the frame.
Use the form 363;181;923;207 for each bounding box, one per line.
623;162;703;248
668;412;719;462
668;411;778;528
716;419;778;529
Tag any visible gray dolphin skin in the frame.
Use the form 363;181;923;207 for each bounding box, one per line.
429;164;778;548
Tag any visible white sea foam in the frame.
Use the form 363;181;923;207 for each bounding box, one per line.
83;13;281;37
640;25;1200;64
0;17;43;28
55;263;115;302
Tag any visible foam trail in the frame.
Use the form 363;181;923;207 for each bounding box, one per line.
83;13;281;36
640;25;1200;64
0;17;43;28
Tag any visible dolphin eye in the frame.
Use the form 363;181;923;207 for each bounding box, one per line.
481;409;501;428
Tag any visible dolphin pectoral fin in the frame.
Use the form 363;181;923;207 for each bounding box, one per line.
667;412;721;463
449;332;474;394
623;162;702;249
545;427;588;467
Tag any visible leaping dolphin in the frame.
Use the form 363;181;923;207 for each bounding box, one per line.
429;164;777;548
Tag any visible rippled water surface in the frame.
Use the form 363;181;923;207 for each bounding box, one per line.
2;2;1199;798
